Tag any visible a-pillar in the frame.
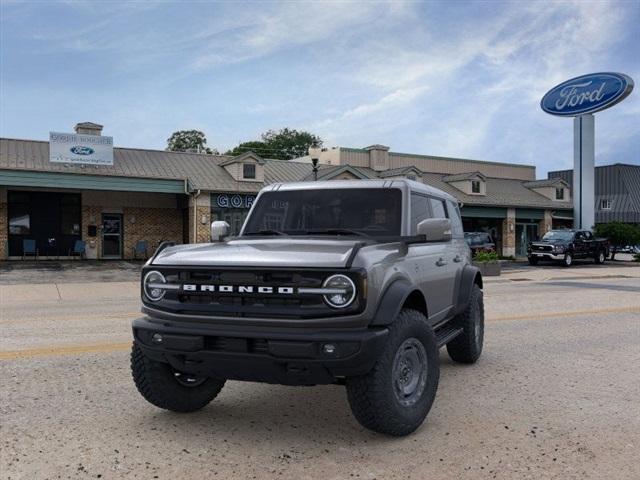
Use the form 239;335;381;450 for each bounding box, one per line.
501;208;516;257
188;193;211;244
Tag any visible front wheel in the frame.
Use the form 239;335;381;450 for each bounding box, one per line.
562;253;573;267
528;256;539;265
131;343;225;412
346;309;439;436
594;250;606;264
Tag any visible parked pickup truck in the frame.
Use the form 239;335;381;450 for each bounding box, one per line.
131;179;484;436
527;229;609;267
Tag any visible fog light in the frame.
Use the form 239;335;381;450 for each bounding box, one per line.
152;333;163;344
323;343;336;354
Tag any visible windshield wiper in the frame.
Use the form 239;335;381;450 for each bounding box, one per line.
243;229;287;236
306;228;370;237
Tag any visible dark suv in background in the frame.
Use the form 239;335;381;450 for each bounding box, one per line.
464;232;496;256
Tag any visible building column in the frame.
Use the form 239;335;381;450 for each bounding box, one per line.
501;208;516;257
0;188;7;260
189;193;211;243
539;210;553;238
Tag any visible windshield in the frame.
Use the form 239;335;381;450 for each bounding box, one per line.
242;188;402;237
542;231;574;241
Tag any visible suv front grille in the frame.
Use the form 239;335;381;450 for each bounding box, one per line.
143;267;365;319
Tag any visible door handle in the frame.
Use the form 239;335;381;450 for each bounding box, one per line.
436;258;448;267
453;255;462;263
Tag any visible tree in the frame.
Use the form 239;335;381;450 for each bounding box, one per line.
225;141;268;157
225;128;322;160
593;222;640;260
260;128;322;160
167;130;217;154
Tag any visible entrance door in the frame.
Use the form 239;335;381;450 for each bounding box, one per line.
102;214;123;258
516;223;539;257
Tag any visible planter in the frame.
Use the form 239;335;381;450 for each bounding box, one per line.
473;260;501;276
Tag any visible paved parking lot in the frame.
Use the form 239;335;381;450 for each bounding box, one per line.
1;261;639;479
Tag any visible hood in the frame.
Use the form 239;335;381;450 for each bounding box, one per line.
152;238;362;268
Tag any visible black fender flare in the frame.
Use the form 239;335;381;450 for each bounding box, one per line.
370;278;417;326
454;265;482;315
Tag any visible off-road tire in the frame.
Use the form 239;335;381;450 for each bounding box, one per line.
345;309;439;436
562;253;573;267
131;343;225;413
528;256;539;266
446;284;484;364
594;250;606;264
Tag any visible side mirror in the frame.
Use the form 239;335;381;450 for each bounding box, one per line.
211;221;230;242
417;218;452;242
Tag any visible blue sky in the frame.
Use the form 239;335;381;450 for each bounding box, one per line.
1;0;638;176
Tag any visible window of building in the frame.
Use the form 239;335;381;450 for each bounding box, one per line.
243;163;256;179
8;192;30;234
555;188;564;200
601;199;612;210
471;180;481;194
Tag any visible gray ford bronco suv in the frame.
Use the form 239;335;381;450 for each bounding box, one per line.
131;180;484;436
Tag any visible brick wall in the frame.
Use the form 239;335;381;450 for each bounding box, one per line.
501;208;516;257
123;207;182;259
0;200;7;260
188;206;212;243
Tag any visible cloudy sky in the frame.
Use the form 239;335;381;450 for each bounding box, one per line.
1;0;638;176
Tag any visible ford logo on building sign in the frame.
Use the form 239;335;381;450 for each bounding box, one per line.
541;72;634;116
70;146;95;155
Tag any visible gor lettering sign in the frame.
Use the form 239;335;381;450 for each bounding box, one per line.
214;194;256;209
541;73;634;116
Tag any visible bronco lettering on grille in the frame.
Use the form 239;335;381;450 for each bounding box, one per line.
182;284;295;294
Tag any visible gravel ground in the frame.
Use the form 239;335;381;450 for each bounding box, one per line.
1;265;639;479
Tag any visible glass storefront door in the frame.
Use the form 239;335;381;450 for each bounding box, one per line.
516;223;539;257
102;213;123;258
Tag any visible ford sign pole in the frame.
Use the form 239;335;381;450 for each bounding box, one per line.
573;114;595;230
541;72;634;230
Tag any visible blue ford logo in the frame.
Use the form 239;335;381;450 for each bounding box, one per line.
541;72;634;116
70;146;95;155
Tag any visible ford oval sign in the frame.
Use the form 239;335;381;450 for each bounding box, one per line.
70;146;95;155
541;72;634;116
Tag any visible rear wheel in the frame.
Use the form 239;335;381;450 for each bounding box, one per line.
447;284;484;364
131;343;225;413
346;309;439;436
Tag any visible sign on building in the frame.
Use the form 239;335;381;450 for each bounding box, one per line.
49;132;114;166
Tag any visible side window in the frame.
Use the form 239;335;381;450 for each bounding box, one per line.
446;200;464;238
410;194;431;234
429;198;447;219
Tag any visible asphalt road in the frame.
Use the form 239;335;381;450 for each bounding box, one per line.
1;264;639;479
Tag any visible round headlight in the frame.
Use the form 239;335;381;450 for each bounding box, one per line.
323;274;356;309
144;270;166;302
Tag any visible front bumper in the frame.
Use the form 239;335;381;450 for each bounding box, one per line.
528;252;565;261
132;316;388;386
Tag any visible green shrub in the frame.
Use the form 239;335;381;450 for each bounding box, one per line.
474;251;499;263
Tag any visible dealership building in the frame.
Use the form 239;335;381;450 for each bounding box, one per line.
1;122;576;261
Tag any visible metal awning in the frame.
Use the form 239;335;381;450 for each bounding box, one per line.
0;169;187;194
